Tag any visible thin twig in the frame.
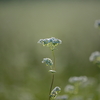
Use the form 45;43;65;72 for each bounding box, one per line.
52;50;56;70
49;74;55;100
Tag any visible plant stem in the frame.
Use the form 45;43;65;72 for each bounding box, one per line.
49;50;56;100
52;50;56;70
49;74;55;100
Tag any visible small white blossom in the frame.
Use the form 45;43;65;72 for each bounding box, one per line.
42;58;53;68
38;37;62;50
89;51;100;62
68;76;88;84
54;86;61;93
64;85;75;93
81;77;96;88
50;86;61;99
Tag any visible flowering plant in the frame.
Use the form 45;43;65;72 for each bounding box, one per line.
38;37;62;100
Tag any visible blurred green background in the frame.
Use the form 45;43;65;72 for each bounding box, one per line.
0;0;100;100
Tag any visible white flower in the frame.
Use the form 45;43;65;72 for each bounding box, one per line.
42;58;53;68
53;86;61;93
64;85;74;93
89;51;100;62
68;76;88;84
50;86;61;99
38;37;62;50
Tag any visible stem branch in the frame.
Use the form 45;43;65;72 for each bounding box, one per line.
49;74;55;100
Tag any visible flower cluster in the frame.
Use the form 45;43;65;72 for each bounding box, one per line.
38;37;62;50
80;77;96;88
42;58;53;68
50;86;61;99
64;85;75;94
89;51;100;64
94;19;100;28
59;76;98;100
68;76;88;84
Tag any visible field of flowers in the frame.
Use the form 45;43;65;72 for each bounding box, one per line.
0;1;100;100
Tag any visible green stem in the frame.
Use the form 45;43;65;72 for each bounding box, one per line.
49;74;54;100
52;50;56;70
49;50;56;100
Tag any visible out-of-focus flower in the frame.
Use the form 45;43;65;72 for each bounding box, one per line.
89;51;100;64
38;37;62;50
94;20;100;28
68;76;88;84
50;86;61;99
42;58;53;69
53;86;61;93
64;85;75;94
56;95;68;100
80;77;96;88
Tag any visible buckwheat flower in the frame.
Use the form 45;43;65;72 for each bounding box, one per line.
38;37;62;50
50;86;61;99
80;77;96;88
38;38;50;46
50;37;62;45
80;76;87;83
68;76;88;84
42;58;53;69
50;91;57;99
64;85;75;93
94;20;100;28
89;51;100;62
53;86;61;93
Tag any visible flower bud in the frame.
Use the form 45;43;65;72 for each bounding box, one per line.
42;58;53;69
50;86;61;99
